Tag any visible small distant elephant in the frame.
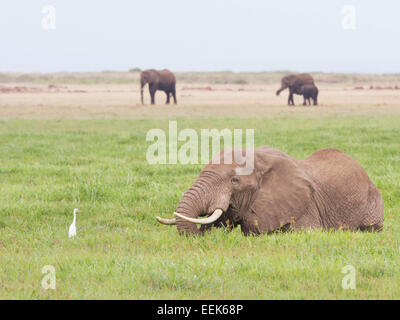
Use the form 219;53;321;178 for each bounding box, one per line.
276;74;315;106
298;84;318;106
140;69;177;105
156;146;384;236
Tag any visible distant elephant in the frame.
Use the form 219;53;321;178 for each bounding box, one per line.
140;69;177;105
298;84;318;106
157;147;384;236
276;73;315;106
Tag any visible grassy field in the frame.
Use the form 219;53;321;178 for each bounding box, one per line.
0;115;399;299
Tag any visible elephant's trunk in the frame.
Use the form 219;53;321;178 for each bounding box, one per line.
174;178;209;235
276;85;286;96
140;81;145;105
174;171;229;235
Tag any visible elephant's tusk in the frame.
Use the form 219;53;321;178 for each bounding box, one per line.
173;209;223;225
156;216;177;225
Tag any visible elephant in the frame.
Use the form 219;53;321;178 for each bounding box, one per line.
156;146;384;236
276;74;315;106
140;69;177;105
298;84;318;106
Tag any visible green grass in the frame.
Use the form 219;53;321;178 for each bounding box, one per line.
0;116;399;299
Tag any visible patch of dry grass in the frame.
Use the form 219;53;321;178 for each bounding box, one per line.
0;83;399;119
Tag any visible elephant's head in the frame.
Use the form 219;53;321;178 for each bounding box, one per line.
140;70;158;104
156;146;314;236
276;75;298;96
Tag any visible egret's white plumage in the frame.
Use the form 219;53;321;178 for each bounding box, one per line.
68;208;79;238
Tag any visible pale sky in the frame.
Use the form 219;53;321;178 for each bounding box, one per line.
1;0;399;73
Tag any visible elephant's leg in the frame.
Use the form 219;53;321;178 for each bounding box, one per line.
303;95;307;106
149;84;157;105
288;93;294;106
313;96;318;106
288;88;295;106
172;88;177;104
165;91;170;104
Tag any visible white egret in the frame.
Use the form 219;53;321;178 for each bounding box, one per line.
68;208;79;238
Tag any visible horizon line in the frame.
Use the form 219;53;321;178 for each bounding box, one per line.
1;70;400;76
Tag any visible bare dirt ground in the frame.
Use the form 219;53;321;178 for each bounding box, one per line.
0;82;399;119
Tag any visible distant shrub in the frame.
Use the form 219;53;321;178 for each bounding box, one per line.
129;67;142;72
211;78;229;84
16;74;35;82
233;79;248;85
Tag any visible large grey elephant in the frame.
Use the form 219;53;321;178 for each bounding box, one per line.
140;69;177;105
276;73;315;106
156;146;384;235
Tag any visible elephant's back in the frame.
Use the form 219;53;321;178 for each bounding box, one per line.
159;69;176;83
302;148;370;186
282;73;314;83
302;148;384;229
298;73;314;82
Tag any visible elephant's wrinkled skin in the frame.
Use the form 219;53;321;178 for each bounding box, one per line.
157;147;384;236
140;69;177;105
276;74;315;106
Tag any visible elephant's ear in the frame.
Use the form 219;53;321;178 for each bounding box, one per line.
251;149;314;232
140;71;148;84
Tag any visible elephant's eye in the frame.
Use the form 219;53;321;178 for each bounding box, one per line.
231;177;240;185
